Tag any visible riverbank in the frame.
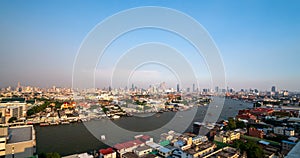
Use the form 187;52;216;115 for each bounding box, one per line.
35;98;252;156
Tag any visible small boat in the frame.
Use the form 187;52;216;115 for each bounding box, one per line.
40;123;50;127
111;115;120;119
50;122;58;125
61;121;70;125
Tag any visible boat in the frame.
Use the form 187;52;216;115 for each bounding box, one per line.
61;121;70;125
50;122;58;125
111;115;120;119
100;135;106;140
40;123;50;127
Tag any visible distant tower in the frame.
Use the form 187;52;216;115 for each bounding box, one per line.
17;81;22;92
271;86;276;92
215;86;219;93
177;84;180;92
193;84;195;92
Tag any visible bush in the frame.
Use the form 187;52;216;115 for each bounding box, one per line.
8;117;17;123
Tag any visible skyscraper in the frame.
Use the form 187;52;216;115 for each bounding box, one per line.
271;86;276;92
193;83;195;92
177;84;180;92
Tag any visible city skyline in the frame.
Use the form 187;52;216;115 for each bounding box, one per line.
1;1;300;91
0;81;294;93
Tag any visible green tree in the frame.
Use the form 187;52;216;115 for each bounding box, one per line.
246;141;264;158
228;117;236;129
236;120;246;129
46;152;61;158
233;140;264;158
8;117;17;123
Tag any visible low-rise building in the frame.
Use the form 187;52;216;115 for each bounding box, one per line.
114;139;144;157
99;147;116;158
0;125;36;158
146;142;172;157
249;127;264;138
203;146;240;158
184;141;216;158
122;152;139;158
274;127;295;136
214;131;240;143
133;145;152;157
282;140;297;155
285;128;295;137
274;126;285;135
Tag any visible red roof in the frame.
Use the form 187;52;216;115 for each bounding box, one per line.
139;135;150;142
99;148;114;155
114;139;143;150
236;113;257;120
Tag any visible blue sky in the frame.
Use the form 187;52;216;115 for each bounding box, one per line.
0;0;300;91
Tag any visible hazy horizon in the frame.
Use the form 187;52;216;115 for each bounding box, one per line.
1;1;300;91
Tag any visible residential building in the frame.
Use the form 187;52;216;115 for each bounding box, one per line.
184;141;216;158
282;140;297;155
285;128;295;137
122;152;139;158
214;131;240;143
274;127;285;135
133;146;152;157
203;146;240;158
114;139;144;157
99;148;116;158
0;125;36;158
249;127;264;138
146;142;172;157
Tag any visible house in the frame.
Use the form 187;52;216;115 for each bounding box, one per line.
274;126;285;135
133;146;152;157
203;146;240;158
114;139;144;157
282;140;297;155
146;142;172;157
121;152;139;158
99;148;116;158
249;127;264;138
184;142;216;158
214;131;240;143
273;127;295;136
285;128;295;137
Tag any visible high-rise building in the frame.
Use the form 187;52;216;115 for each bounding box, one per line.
271;86;276;92
215;86;219;93
193;84;195;92
176;84;180;92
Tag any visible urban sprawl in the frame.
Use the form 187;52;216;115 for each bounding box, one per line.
1;83;300;158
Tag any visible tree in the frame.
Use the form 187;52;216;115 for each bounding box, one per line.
46;152;61;158
8;117;17;123
246;141;264;158
228;117;236;130
233;140;264;158
236;120;246;129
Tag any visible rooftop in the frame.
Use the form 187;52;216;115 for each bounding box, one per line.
286;141;300;158
114;139;143;150
134;145;151;152
7;126;33;144
122;152;139;158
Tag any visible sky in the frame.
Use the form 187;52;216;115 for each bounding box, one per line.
0;0;300;91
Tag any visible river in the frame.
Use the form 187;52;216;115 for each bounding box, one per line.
35;98;252;156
